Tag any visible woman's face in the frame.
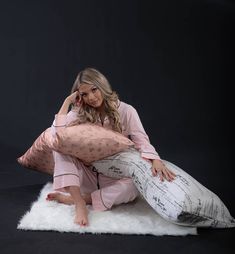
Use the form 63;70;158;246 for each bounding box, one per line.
78;83;104;109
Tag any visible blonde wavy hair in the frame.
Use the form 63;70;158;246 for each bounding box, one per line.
69;67;122;133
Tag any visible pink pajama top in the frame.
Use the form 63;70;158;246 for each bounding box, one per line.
51;100;161;162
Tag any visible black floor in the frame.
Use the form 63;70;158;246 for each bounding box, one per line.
1;150;235;254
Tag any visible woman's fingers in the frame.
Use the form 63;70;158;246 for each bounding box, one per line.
152;168;164;181
163;170;171;181
151;167;157;177
159;171;164;181
152;167;176;182
167;169;177;180
165;169;177;181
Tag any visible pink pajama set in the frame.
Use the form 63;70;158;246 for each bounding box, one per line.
51;100;161;211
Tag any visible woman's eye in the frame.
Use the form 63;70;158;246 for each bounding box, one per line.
92;88;97;92
82;94;87;97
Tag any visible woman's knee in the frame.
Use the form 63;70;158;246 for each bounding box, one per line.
119;178;139;200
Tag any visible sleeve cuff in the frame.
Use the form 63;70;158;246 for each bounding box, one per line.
54;114;67;127
141;152;161;161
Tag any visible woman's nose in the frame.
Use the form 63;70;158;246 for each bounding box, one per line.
88;93;95;101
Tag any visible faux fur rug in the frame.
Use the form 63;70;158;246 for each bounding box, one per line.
17;183;197;236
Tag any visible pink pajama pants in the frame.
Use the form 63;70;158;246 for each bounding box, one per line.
52;151;139;211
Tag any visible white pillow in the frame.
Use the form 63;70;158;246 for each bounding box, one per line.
92;148;235;228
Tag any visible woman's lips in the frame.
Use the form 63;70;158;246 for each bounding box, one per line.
91;100;98;105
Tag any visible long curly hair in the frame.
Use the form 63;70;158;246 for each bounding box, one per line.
69;67;122;133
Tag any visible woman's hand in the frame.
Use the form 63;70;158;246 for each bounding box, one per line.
65;91;81;106
58;91;82;115
151;159;176;182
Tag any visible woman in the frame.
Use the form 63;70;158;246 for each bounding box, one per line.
46;67;176;227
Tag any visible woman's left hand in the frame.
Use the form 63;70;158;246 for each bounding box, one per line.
151;159;176;182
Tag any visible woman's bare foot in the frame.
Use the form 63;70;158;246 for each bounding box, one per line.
46;192;90;226
74;200;89;226
46;192;92;205
46;192;74;205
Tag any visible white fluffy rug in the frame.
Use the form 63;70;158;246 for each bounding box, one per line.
17;183;197;236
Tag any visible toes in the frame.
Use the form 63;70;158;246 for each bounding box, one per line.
82;219;87;225
46;193;57;201
46;194;52;200
74;218;88;227
80;220;88;227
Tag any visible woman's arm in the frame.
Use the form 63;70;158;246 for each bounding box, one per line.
51;91;80;138
125;105;176;181
125;105;161;160
58;99;71;115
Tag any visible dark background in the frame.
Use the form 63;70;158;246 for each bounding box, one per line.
0;0;234;254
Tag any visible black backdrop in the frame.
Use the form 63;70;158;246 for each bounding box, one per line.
0;0;234;211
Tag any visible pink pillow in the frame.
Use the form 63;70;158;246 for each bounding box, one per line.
17;128;54;175
17;124;134;174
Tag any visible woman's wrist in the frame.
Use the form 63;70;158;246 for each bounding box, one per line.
58;99;71;115
152;159;163;165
